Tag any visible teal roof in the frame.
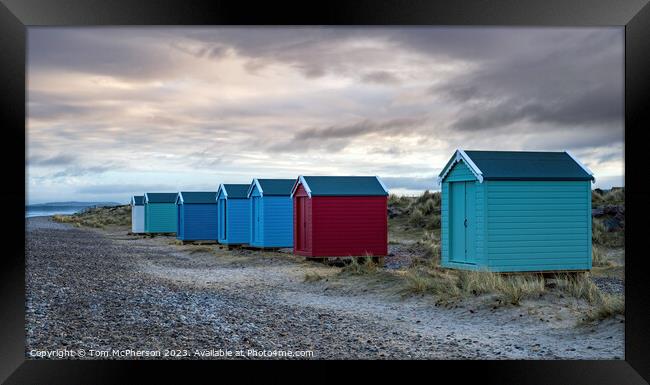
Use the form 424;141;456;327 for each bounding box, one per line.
132;195;144;206
178;191;217;204
145;192;178;203
249;178;295;197
440;150;594;182
219;184;250;199
296;176;388;196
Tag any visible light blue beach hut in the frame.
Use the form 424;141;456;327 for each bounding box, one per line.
176;192;218;242
216;184;250;245
144;192;178;234
247;178;294;248
438;149;594;272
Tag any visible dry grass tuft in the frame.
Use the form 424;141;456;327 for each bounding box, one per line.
401;266;460;298
188;245;215;254
554;273;602;304
339;256;380;276
582;294;624;323
456;271;546;305
304;271;325;282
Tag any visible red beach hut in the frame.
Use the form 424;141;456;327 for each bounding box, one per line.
290;176;389;257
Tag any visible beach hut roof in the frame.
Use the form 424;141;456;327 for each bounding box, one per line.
290;176;389;198
131;195;144;206
438;149;595;184
217;184;250;199
177;191;217;204
144;192;178;203
247;178;295;197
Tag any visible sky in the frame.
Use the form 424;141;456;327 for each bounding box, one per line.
27;27;624;204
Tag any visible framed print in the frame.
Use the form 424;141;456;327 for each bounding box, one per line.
2;0;649;383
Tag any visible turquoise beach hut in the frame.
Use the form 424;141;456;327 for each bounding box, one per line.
175;192;218;242
438;149;594;272
144;192;178;234
216;184;250;245
247;178;294;248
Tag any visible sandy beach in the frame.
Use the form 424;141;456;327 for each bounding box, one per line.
25;216;624;359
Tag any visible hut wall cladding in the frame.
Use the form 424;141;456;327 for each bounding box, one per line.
249;184;293;248
293;184;388;257
145;203;177;233
440;161;487;266
293;184;313;253
177;204;218;241
312;196;388;257
132;205;145;233
485;180;592;271
217;196;250;244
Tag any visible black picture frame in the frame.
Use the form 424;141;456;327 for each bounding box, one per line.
2;0;649;383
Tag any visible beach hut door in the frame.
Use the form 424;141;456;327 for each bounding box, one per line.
296;197;307;251
450;181;476;263
251;197;261;243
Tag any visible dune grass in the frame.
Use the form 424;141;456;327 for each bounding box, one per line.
339;256;381;276
582;294;624;323
304;271;325;282
53;205;131;229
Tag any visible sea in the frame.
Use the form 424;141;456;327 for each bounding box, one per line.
25;202;121;218
25;205;87;218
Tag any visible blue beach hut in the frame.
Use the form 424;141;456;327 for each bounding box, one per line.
247;178;294;248
176;192;218;242
438;149;595;272
144;193;178;234
216;184;250;245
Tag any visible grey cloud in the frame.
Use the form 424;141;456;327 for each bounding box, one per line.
437;28;623;134
28;154;77;166
361;71;401;85
52;165;114;178
269;117;428;153
77;183;177;195
295;117;427;141
28;28;185;80
369;146;406;155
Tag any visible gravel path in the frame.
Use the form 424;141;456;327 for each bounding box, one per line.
25;217;624;359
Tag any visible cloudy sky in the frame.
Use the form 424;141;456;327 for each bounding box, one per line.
27;27;624;204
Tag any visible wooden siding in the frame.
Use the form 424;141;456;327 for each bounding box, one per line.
441;160;479;267
131;205;145;233
443;160;477;182
219;198;250;244
177;205;185;239
177;203;218;241
145;203;177;233
293;184;313;255
310;196;387;257
441;182;450;265
259;196;293;247
485;180;591;272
